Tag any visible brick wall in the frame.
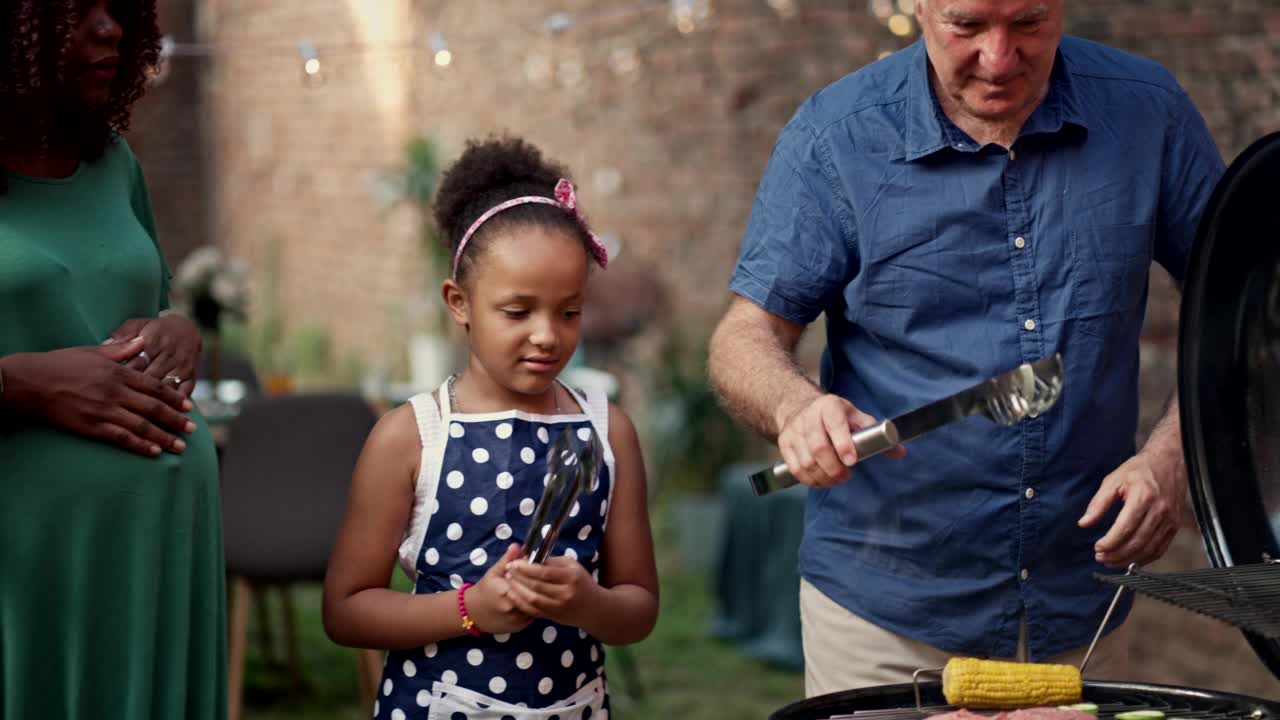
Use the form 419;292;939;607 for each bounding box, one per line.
128;0;1279;699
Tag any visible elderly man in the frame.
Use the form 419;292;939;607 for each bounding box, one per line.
708;0;1223;695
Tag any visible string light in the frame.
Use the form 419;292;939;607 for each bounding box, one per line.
887;13;913;36
429;31;452;67
298;41;324;87
767;0;799;19
897;0;915;14
868;0;895;20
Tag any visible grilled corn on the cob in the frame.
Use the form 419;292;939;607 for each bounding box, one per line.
942;657;1083;708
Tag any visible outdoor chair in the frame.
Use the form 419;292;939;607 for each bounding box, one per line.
219;392;381;720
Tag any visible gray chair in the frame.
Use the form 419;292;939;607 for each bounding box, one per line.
218;392;380;720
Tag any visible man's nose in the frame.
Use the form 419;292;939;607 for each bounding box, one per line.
978;29;1019;79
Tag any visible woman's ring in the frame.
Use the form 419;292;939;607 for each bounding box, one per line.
137;351;150;364
164;374;183;387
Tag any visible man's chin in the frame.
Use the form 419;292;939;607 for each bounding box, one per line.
960;96;1028;123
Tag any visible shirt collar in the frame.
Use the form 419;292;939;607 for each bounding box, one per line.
904;40;1089;162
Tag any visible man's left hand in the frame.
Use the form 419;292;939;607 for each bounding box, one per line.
1078;453;1196;568
104;314;202;398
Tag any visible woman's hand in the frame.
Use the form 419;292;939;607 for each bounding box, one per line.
465;544;535;635
0;336;196;457
504;555;600;627
104;314;202;397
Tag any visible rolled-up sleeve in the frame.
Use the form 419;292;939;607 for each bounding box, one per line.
1155;88;1225;286
729;113;856;324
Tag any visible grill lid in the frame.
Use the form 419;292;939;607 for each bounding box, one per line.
1179;131;1280;680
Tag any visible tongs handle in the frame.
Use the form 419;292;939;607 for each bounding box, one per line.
748;420;900;496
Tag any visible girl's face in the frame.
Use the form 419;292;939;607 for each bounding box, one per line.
66;0;125;109
447;225;589;408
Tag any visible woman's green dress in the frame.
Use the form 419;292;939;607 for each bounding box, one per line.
0;140;226;719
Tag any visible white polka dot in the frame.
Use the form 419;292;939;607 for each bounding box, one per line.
592;569;599;581
446;471;464;489
519;498;535;516
430;497;440;514
489;676;507;694
391;709;405;720
472;447;490;463
470;548;488;566
516;651;533;669
382;678;392;696
467;648;484;666
577;672;587;688
541;524;550;538
561;649;574;667
441;669;458;685
538;677;554;695
579;628;587;639
450;422;465;438
577;427;592;441
495;422;513;439
471;497;488;515
403;659;417;677
447;523;463;541
578;525;592;541
496;471;514;489
591;644;600;662
374;700;380;716
537;427;550;443
416;689;430;707
494;633;511;643
570;501;580;517
424;643;437;658
592;551;599;562
424;548;439;565
495;523;512;540
543;626;557;644
521;447;535;463
600;499;608;517
450;574;463;589
543;473;553;487
564;547;578;561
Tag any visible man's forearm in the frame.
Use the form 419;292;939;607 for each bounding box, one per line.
708;304;821;441
1139;392;1186;486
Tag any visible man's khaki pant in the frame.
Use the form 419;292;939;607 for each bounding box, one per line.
800;578;1133;698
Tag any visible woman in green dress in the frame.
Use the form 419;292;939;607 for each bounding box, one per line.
0;1;226;718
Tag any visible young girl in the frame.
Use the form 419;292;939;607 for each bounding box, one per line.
323;136;659;719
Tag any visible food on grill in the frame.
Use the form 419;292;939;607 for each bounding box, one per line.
924;707;1094;720
942;657;1083;708
1058;703;1098;714
1114;712;1165;720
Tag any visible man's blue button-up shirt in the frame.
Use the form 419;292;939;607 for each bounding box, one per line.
729;36;1224;659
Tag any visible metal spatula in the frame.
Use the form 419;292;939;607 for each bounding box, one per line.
748;353;1065;496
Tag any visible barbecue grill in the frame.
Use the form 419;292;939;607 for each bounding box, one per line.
770;133;1280;720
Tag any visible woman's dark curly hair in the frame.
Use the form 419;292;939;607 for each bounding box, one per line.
434;135;593;285
0;0;161;192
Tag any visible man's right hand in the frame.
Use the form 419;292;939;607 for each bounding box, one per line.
0;336;196;458
776;393;905;487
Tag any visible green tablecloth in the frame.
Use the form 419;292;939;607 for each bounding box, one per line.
710;463;807;670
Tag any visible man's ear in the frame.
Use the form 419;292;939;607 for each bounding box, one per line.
442;279;470;330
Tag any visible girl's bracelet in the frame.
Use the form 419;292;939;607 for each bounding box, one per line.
457;582;483;637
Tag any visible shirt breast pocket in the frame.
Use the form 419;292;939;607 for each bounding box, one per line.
1067;223;1153;321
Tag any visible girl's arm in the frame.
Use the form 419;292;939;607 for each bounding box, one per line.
322;404;530;649
506;403;660;645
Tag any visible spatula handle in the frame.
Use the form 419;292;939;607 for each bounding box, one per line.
747;420;900;496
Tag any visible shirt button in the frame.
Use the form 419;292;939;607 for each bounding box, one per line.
1009;149;1017;161
1014;236;1027;249
1020;568;1030;581
1023;319;1037;331
1025;487;1036;500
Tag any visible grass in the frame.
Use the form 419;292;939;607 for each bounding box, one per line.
240;505;805;719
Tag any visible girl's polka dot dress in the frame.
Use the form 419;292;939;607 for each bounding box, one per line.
376;379;614;719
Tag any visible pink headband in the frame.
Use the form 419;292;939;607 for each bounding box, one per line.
451;178;609;279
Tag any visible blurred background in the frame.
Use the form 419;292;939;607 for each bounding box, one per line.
129;1;1280;717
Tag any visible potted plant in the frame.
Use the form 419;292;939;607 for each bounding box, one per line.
172;244;248;384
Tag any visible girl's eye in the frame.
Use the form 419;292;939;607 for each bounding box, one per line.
564;309;582;318
503;309;529;319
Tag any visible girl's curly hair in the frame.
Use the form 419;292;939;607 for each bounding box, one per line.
0;0;161;192
434;135;593;285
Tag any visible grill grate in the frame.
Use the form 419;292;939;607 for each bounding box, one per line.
1094;564;1280;639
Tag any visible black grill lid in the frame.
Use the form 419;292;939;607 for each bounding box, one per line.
1179;131;1280;680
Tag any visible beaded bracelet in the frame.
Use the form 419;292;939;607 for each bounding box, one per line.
457;582;482;637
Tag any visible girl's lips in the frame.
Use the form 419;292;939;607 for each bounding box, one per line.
521;359;557;372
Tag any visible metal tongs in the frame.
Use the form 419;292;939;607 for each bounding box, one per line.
521;427;603;564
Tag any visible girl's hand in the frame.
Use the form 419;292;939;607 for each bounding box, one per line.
466;544;535;635
104;314;202;397
504;555;599;627
0;337;196;457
